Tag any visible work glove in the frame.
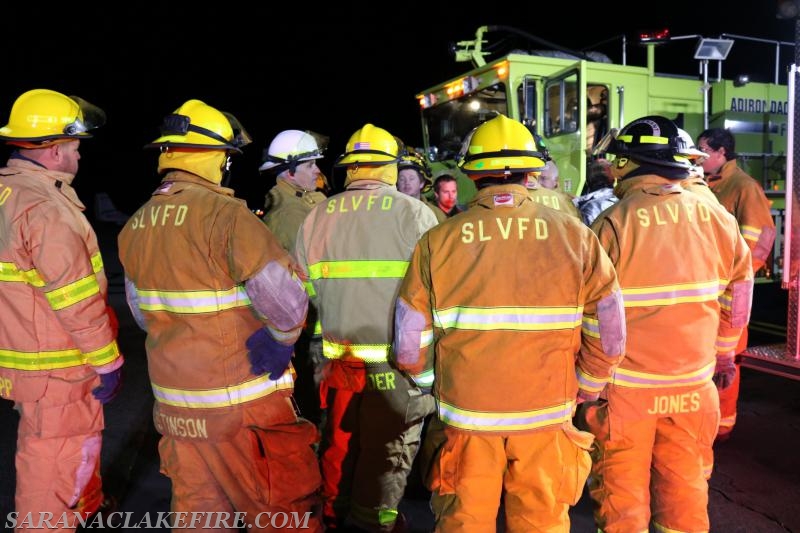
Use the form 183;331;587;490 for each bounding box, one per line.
92;368;122;404
246;328;294;379
713;355;737;390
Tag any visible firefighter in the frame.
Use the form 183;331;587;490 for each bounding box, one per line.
697;127;777;443
574;157;617;226
586;115;754;532
294;124;438;531
117;99;322;531
259;130;329;426
396;144;445;222
393;114;626;532
675;128;719;203
535;159;559;189
431;174;464;217
0;88;124;527
260;129;329;253
525;160;581;218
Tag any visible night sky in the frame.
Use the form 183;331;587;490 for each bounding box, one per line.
0;3;794;213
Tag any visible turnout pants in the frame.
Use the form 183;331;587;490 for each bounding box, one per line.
319;358;432;532
717;331;746;440
427;422;594;533
158;395;323;532
15;369;105;532
583;382;719;533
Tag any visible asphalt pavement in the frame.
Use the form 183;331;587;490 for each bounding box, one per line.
1;220;798;532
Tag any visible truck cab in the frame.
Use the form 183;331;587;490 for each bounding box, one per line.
416;25;798;376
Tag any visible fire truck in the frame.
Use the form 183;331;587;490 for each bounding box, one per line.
415;25;800;377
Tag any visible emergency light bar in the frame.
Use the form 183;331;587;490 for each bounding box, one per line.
638;28;670;45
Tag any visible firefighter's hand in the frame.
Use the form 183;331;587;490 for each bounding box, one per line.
573;389;602;432
309;336;324;366
92;368;122;404
713;355;737;390
107;305;120;338
246;328;294;380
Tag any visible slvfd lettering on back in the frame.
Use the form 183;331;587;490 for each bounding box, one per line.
130;204;189;229
636;201;711;227
326;194;393;214
530;194;561;210
461;217;548;243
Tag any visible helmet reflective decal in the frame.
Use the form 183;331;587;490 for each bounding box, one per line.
639;118;661;136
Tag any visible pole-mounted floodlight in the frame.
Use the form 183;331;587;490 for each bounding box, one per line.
695;38;735;129
694;38;734;61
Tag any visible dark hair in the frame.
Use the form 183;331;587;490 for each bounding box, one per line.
474;174;526;189
586;159;613;192
698;128;736;161
433;174;457;193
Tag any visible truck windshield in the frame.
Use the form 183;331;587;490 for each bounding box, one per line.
422;83;508;162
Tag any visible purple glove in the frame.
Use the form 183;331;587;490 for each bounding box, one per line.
92;368;122;404
246;328;294;379
713;356;737;390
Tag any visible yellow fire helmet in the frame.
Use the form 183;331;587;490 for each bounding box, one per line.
459;114;546;178
0;88;106;143
335;123;399;166
146;99;251;184
145;99;251;153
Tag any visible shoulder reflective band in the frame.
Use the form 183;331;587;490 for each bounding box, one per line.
308;260;409;280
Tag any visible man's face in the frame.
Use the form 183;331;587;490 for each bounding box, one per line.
54;140;81;176
397;169;424;198
435;180;458;211
537;167;558;189
697;138;726;175
288;160;320;191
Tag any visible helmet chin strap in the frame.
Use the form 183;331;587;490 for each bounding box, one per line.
220;154;233;188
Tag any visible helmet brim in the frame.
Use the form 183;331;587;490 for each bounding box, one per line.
461;155;546;175
144;139;242;154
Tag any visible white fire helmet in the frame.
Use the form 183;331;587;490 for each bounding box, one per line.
259;130;327;172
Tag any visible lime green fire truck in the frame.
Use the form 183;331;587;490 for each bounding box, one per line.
415;25;799;376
